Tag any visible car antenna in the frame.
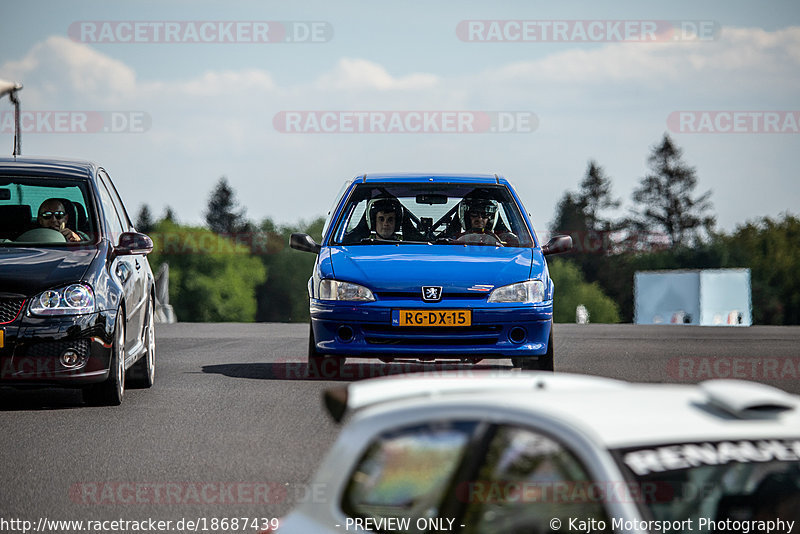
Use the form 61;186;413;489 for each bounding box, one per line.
0;79;23;157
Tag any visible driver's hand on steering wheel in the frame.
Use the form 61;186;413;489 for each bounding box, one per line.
59;228;82;242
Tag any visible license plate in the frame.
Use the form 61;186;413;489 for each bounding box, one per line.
395;310;471;327
0;328;3;348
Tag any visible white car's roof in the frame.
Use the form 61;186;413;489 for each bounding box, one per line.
329;372;800;449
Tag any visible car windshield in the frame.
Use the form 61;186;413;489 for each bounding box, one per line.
0;177;97;246
330;183;534;247
614;439;800;531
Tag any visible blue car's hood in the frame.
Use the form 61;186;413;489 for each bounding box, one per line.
330;245;533;292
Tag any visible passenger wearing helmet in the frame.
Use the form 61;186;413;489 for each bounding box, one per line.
367;197;404;240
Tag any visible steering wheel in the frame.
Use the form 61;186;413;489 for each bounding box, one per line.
15;227;67;243
454;232;503;246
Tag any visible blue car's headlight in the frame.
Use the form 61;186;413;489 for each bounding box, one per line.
319;279;375;302
487;280;545;303
29;283;96;315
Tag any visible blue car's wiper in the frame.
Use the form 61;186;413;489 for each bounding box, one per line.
357;238;429;245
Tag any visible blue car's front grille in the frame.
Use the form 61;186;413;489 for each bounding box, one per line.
363;324;501;346
375;292;488;301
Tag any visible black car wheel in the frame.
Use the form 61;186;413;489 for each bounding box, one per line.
127;297;155;388
307;322;345;378
512;325;554;372
84;312;126;405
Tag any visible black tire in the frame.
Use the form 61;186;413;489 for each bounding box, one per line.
512;325;554;372
307;322;345;378
535;327;555;371
127;297;155;388
84;312;126;406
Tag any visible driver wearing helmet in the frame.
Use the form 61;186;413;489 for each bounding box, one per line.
454;194;518;246
459;197;499;235
367;197;404;240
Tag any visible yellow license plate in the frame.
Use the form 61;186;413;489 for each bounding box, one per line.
0;328;3;348
397;310;471;327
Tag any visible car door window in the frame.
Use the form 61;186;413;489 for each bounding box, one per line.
99;171;132;231
322;179;353;241
342;421;480;530
96;178;125;242
461;425;611;534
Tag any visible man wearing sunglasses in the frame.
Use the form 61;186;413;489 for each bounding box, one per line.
37;199;84;242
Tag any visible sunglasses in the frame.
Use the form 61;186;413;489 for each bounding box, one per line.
39;211;66;220
468;211;491;218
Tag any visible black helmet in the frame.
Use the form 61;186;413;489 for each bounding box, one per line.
459;196;498;231
367;197;404;232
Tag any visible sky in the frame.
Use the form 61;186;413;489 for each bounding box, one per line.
1;0;798;234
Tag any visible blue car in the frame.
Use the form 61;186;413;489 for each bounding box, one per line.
290;173;571;373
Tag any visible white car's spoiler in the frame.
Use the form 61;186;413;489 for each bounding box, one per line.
323;371;627;423
324;372;800;423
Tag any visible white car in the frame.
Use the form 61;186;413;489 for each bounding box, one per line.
273;373;800;533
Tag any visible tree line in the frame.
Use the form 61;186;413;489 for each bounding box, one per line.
549;134;798;325
136;133;799;324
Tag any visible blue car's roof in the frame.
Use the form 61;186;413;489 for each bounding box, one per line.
359;172;508;185
0;156;98;180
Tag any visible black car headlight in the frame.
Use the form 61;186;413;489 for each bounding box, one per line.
29;283;96;316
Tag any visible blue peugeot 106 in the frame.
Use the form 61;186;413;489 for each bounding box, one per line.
290;173;571;374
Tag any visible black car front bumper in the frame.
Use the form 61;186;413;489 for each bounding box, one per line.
0;309;116;386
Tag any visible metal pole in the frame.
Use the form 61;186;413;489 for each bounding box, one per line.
9;90;20;156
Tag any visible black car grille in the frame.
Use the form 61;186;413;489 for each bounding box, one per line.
363;324;502;346
0;298;25;324
23;339;91;358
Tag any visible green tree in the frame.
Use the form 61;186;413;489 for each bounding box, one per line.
550;161;620;284
135;204;154;234
577;160;620;233
255;217;325;322
548;258;620;323
147;219;266;322
205;176;248;235
721;214;800;325
162;206;176;222
629;134;715;248
549;192;587;237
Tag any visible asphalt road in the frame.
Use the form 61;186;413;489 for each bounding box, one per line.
1;323;799;530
